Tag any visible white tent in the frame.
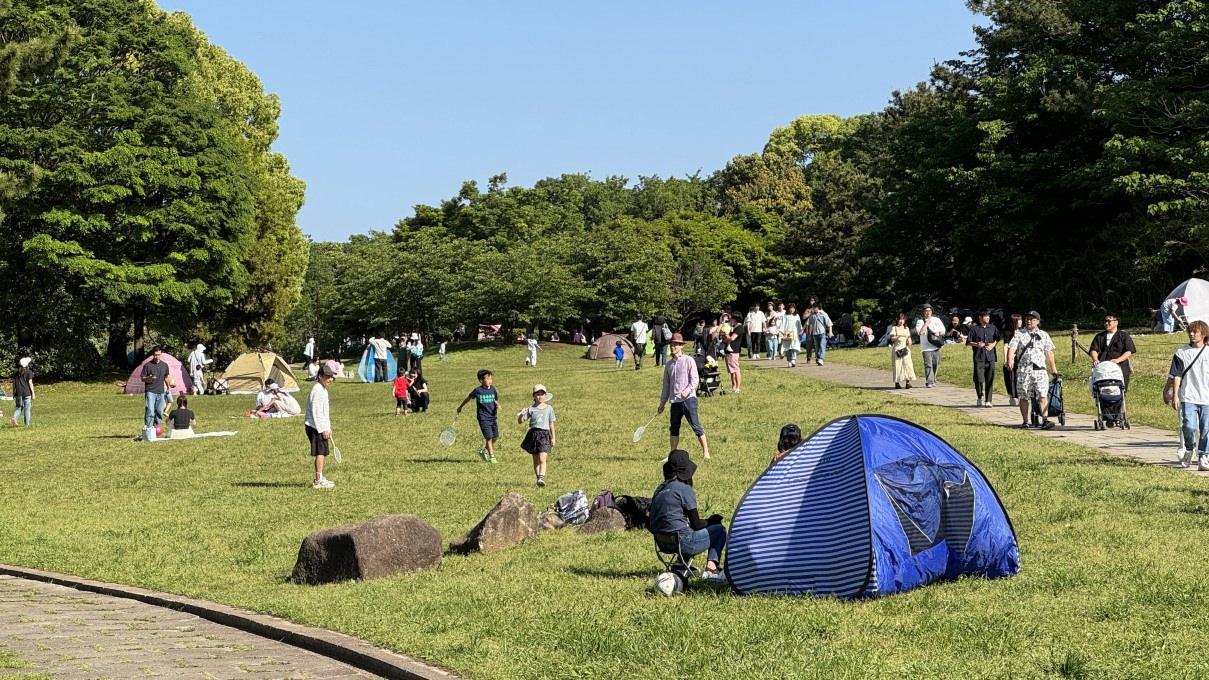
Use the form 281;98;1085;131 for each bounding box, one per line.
1163;278;1209;326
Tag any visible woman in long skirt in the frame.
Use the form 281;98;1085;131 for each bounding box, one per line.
890;312;915;388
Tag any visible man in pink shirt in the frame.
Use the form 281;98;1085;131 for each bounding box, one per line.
657;333;710;459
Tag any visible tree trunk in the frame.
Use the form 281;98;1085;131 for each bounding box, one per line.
106;315;130;368
133;311;146;360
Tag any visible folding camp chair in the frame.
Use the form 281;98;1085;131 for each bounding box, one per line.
652;531;697;579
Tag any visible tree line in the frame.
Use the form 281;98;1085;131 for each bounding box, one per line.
0;0;306;375
3;0;1205;375
296;1;1208;349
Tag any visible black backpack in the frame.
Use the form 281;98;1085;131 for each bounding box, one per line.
614;495;651;530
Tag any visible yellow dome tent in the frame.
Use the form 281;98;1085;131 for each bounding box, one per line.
221;352;300;394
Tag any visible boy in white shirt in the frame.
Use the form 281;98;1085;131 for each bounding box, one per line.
305;365;337;489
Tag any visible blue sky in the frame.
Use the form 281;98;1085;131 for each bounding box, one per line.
157;2;984;241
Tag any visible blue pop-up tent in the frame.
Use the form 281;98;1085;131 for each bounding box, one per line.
724;415;1019;598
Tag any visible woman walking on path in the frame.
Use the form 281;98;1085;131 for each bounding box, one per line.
890;313;915;389
1003;314;1023;405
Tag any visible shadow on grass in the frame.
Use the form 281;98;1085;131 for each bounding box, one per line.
232;481;306;488
399;457;470;465
567;566;654;580
90;434;135;439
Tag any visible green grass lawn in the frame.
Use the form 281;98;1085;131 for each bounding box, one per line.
0;648;50;680
828;331;1186;431
3;344;1209;678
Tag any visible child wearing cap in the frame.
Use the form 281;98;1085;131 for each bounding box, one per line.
518;384;556;487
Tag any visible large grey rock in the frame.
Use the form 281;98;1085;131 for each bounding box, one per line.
290;514;441;585
451;492;538;554
538;511;565;531
579;506;626;534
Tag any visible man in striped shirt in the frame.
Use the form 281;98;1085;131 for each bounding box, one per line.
657;333;710;459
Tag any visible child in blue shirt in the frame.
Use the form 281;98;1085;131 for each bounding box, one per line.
613;341;625;368
458;369;502;463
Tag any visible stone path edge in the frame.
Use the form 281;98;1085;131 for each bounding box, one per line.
0;563;458;680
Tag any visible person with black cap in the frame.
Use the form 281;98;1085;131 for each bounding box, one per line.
649;449;727;581
1006;310;1059;429
967;309;1001;407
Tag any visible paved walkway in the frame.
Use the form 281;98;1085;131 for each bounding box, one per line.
756;359;1204;476
0;574;381;680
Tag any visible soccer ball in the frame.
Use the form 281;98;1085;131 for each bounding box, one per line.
653;571;684;597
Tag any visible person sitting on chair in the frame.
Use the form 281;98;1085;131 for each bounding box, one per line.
649;449;727;581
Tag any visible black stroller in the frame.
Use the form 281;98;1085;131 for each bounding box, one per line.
1089;361;1130;430
1029;375;1066;427
695;355;722;397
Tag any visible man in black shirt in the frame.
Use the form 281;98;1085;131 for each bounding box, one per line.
140;347;171;428
967;309;1001;408
1089;314;1137;391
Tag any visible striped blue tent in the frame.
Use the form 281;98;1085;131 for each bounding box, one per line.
725;415;1019;598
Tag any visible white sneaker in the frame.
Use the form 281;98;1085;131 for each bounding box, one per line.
1177;448;1189;467
1199;455;1209;472
313;478;335;489
701;569;727;583
985;399;993;407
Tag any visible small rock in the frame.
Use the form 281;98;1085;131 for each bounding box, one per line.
579;506;626;534
290;514;441;585
451;492;538;554
538;511;565;531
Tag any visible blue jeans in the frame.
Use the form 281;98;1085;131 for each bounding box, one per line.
12;396;31;426
144;391;166;427
670;397;705;437
680;524;727;564
766;333;779;358
812;334;828;362
1181;402;1209;453
1161;305;1175;332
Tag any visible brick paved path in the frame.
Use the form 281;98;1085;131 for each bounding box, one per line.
756;359;1204;476
0;575;380;680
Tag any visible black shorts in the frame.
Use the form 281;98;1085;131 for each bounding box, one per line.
670;398;705;437
521;428;552;454
396;397;409;408
478;417;499;440
306;424;330;457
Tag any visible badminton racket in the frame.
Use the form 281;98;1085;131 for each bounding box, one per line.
633;412;660;443
439;413;459;448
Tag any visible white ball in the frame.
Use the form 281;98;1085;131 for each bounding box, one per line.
654;571;684;597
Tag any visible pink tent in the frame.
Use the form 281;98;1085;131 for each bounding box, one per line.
123;353;193;395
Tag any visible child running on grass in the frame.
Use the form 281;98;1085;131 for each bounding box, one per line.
458;369;501;463
518;384;556;487
614;340;625;368
393;368;411;416
305;364;337;489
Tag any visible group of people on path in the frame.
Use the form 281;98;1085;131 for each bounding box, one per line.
890;307;1142;432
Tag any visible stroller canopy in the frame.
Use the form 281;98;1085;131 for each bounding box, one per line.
725;415;1019;598
1163;278;1209;325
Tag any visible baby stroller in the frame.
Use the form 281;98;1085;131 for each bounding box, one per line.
696;355;722;397
1089;361;1130;430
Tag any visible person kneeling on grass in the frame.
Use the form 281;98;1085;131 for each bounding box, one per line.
650;450;727;581
305;364;337;489
167;395;196;439
518;384;556;487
